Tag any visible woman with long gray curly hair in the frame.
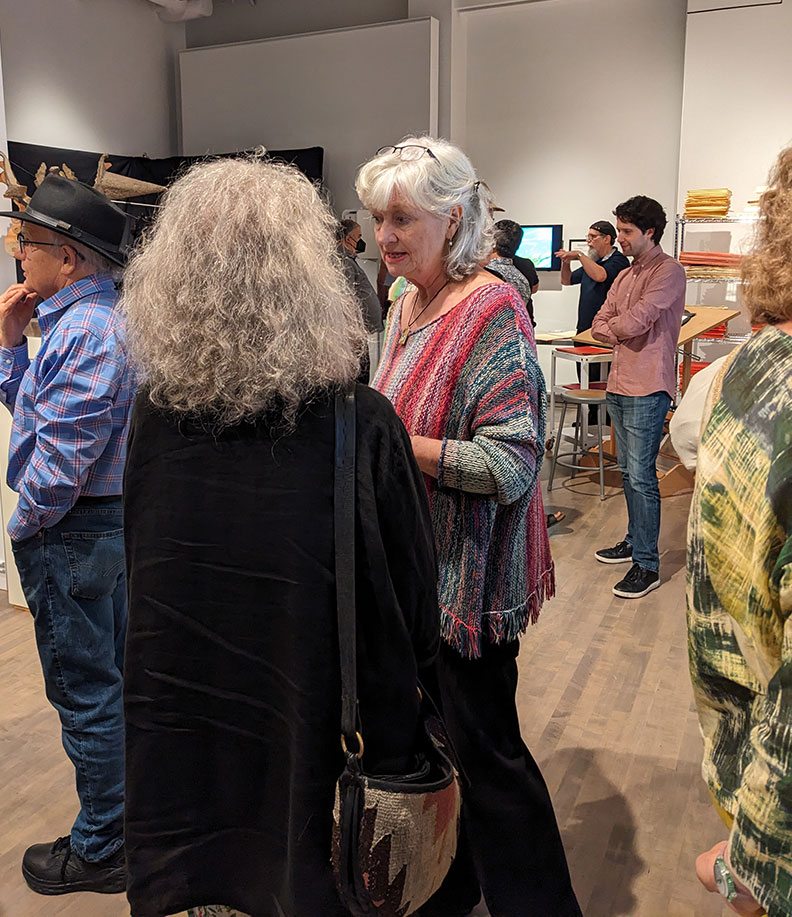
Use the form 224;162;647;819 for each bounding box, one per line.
123;156;365;428
121;156;440;917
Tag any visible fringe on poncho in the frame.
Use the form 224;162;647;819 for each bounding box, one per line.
373;282;554;659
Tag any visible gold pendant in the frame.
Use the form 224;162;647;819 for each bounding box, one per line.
399;328;410;346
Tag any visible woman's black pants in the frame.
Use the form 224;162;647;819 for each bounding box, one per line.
422;640;582;917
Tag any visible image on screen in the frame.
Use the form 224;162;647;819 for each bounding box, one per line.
516;226;555;269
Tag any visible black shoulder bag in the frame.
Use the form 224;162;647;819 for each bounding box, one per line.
330;386;461;917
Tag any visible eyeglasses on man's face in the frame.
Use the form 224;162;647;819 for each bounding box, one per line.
16;233;84;260
16;233;63;256
586;232;605;242
376;144;437;161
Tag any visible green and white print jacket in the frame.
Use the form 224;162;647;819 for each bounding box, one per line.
687;325;792;917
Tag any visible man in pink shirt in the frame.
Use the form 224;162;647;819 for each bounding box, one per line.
591;196;685;598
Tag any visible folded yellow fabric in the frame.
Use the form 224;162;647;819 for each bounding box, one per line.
685;188;732;218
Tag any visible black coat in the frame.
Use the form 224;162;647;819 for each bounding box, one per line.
123;385;439;917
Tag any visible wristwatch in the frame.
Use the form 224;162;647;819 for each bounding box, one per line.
714;853;737;902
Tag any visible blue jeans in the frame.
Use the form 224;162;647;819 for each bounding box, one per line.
606;392;671;573
12;499;126;862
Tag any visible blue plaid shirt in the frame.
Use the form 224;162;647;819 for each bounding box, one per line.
0;273;134;541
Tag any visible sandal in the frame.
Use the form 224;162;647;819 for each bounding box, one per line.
546;511;565;529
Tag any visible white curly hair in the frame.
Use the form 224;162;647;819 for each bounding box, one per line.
121;154;366;428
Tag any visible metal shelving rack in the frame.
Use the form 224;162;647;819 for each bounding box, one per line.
674;213;758;343
673;213;759;270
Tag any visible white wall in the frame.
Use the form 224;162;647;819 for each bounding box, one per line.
408;0;466;142
676;1;792;343
0;0;184;156
0;0;183;603
688;0;778;10
186;0;408;48
678;2;792;212
462;0;687;383
180;18;439;213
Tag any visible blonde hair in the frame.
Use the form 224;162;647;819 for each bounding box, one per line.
121;155;366;428
742;145;792;324
355;135;494;281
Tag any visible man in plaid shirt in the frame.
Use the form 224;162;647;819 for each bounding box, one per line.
0;176;133;896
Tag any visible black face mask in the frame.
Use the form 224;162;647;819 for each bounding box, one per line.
355;238;366;254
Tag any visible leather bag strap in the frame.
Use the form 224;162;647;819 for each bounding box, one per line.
334;386;360;752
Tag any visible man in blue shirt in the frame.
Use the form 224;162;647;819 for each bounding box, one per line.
556;221;630;406
557;220;629;333
0;176;133;895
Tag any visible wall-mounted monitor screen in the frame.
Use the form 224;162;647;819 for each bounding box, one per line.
516;225;563;271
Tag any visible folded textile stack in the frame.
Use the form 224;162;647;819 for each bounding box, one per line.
679;252;742;266
683;267;742;279
684;188;732;218
679;250;742;280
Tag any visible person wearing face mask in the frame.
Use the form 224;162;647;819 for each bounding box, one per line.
556;220;629;334
338;219;384;335
338;219;384;383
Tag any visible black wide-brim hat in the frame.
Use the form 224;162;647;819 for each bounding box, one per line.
0;174;131;266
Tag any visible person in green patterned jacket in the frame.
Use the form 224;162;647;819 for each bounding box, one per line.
687;146;792;917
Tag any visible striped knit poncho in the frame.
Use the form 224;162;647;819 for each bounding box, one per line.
372;281;554;659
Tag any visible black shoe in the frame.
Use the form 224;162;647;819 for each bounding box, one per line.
595;540;633;564
612;563;660;599
21;836;126;895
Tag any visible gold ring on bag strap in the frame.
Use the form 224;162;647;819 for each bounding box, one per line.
340;731;365;759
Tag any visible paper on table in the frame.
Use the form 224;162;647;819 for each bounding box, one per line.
535;330;577;342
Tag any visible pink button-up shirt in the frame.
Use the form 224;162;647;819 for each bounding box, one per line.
591;245;686;397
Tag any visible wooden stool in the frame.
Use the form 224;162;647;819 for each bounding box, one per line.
548;389;617;501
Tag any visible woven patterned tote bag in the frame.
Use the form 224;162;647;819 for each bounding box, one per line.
330;389;460;916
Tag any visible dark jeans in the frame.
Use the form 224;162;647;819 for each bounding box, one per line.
606;391;671;572
12;499;127;861
423;641;582;917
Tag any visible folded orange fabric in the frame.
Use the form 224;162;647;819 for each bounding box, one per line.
679;250;742;267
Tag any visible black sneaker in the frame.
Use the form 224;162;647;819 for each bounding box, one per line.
21;836;126;895
612;563;660;599
594;540;633;564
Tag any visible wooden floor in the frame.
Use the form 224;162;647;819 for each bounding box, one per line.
0;463;733;916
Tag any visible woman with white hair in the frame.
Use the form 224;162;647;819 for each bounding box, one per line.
356;138;581;916
120;156;440;917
